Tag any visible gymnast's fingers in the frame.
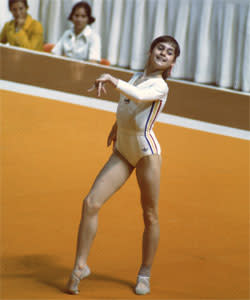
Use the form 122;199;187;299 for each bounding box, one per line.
97;82;102;97
88;84;96;92
102;85;107;94
107;134;111;147
112;139;116;151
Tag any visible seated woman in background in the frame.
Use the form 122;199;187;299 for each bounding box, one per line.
52;1;101;63
0;0;44;51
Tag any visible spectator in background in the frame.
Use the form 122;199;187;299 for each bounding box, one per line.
0;0;44;51
52;1;101;63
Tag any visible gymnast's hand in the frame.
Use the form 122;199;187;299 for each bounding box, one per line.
88;73;118;97
107;122;117;150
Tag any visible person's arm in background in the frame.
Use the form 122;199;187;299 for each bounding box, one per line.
0;23;9;44
51;34;65;56
8;19;44;50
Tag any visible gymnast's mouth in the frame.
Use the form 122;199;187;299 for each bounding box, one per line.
155;55;167;63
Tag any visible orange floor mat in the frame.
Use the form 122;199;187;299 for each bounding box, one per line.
1;90;249;299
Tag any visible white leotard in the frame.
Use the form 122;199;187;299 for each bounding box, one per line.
114;72;169;166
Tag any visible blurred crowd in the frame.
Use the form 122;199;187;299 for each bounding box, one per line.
0;0;103;63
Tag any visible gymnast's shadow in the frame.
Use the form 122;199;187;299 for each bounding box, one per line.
1;255;134;293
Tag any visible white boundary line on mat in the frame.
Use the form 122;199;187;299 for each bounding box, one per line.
0;79;249;141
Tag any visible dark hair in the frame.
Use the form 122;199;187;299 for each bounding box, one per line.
150;35;180;80
9;0;28;9
68;1;95;24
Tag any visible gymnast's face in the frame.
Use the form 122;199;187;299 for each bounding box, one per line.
148;42;176;72
72;7;89;33
10;1;27;21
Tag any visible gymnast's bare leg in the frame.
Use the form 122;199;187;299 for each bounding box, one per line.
67;151;133;294
135;154;162;294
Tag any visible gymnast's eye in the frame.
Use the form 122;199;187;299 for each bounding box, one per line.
157;44;165;50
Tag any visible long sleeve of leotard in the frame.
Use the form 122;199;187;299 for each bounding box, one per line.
116;78;168;103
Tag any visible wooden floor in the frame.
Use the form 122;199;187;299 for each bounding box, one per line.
1;90;249;300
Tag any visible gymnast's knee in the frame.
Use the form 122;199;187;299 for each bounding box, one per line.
83;194;102;216
143;210;159;228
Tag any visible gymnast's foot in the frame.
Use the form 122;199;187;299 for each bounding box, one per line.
67;265;91;295
135;275;151;295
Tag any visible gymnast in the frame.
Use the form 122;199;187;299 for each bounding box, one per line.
67;35;180;295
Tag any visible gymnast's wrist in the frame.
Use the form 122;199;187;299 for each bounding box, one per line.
108;75;118;87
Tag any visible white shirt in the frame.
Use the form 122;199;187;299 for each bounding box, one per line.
52;25;101;61
116;72;169;132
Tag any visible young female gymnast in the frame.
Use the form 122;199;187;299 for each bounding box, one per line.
67;35;180;295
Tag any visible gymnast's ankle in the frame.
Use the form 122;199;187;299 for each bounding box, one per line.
73;263;87;276
138;265;151;277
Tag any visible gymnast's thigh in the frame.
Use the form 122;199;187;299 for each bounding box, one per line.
87;152;134;205
115;132;141;167
136;154;162;208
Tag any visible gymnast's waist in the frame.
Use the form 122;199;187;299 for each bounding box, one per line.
117;127;153;136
